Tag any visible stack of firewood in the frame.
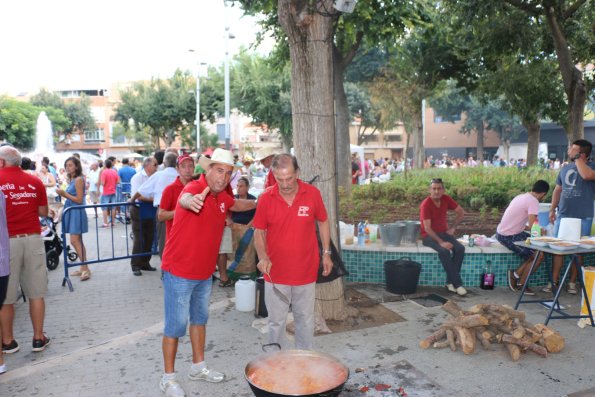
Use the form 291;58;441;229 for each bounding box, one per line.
419;301;564;361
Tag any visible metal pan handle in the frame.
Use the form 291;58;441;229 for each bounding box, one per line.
262;343;281;352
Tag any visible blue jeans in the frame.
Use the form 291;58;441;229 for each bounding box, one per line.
162;271;212;338
553;217;593;238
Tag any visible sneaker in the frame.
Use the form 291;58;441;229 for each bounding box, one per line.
523;286;535;296
507;270;519;292
567;282;578;295
456;286;467;296
2;340;19;354
32;334;51;352
541;282;559;294
0;363;6;374
160;376;186;397
188;365;225;383
445;284;457;293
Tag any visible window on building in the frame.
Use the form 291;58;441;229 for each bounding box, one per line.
385;135;402;142
84;128;105;142
433;111;461;123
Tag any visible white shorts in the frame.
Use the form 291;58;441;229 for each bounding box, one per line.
219;226;233;254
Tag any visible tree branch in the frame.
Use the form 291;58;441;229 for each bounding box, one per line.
504;0;541;16
562;0;587;20
342;31;364;68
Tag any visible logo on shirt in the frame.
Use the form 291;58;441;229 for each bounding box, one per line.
27;184;36;190
220;203;226;213
297;206;310;217
0;182;15;191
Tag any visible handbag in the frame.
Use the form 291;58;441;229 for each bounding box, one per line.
316;232;349;284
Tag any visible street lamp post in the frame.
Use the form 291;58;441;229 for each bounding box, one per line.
189;49;206;154
224;28;235;150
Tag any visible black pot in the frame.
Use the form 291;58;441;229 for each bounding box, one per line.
245;347;349;397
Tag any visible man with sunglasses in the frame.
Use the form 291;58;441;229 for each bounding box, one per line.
420;178;467;296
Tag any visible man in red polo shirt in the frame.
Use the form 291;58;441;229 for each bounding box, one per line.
0;145;51;354
158;149;256;397
157;155;195;249
253;154;333;350
420;178;467;296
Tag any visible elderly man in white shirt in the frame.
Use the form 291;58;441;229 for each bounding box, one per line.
132;152;179;257
129;157;159;275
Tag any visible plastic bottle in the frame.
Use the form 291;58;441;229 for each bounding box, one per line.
357;221;365;246
531;221;541;238
364;220;370;244
235;276;256;312
480;260;495;290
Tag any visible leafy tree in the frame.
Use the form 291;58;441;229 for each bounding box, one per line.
29;88;94;137
445;0;593;143
231;51;293;149
345;82;380;145
114;70;195;149
30;89;64;109
0;97;38;149
63;96;96;134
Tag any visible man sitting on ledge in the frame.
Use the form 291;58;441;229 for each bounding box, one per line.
420;178;466;296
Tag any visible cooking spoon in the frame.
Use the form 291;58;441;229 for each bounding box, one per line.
268;273;290;305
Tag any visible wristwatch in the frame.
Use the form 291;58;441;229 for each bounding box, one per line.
323;249;332;255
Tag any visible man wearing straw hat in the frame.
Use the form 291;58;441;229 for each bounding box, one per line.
547;139;595;295
158;148;257;397
255;147;277;188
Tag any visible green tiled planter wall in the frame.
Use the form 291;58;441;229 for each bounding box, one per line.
341;246;595;288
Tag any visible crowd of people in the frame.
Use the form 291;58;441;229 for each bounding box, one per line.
0;143;334;397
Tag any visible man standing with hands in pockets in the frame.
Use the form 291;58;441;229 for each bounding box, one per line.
158;149;256;397
253;154;333;350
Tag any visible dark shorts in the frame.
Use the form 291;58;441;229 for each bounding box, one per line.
496;231;534;260
0;275;9;309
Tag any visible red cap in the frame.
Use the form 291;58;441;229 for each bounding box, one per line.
177;155;194;166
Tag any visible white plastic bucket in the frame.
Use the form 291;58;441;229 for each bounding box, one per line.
235;276;256;312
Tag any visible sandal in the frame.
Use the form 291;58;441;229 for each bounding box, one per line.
70;270;82;277
219;278;233;288
80;271;91;281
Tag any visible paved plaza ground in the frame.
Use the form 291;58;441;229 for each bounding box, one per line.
1;222;594;396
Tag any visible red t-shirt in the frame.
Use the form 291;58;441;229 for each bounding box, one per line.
159;177;185;238
264;170;277;189
0;167;47;236
420;194;458;238
252;179;327;285
100;168;118;195
161;175;235;280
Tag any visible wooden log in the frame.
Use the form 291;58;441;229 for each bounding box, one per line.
485;304;526;321
475;327;492;350
420;327;447;349
442;300;464;317
534;323;565;353
501;334;547;358
512;325;526;339
504;342;521;361
433;340;450;349
453;326;476;355
443;314;489;328
446;329;456;351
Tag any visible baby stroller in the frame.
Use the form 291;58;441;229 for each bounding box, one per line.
40;217;77;270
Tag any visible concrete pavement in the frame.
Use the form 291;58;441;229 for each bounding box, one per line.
1;223;594;396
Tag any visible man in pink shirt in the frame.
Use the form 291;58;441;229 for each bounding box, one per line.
100;159;120;227
496;180;550;295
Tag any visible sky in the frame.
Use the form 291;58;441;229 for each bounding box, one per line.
0;0;271;95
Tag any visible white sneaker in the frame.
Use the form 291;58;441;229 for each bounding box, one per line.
188;365;225;383
445;284;457;293
456;286;467;296
160;375;186;397
567;282;578;295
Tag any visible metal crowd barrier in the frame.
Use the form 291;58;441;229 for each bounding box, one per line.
61;201;158;291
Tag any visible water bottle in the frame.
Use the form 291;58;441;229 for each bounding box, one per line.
364;220;370;244
480;260;495;290
357;221;365;246
531;221;541;238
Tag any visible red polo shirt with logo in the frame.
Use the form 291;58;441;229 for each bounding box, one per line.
159;177;185;238
252;179;327;285
0;166;47;236
420;194;458;238
161;174;234;280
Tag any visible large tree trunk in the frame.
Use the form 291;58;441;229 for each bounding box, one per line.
523;118;541;167
278;0;347;320
544;8;586;142
476;122;485;162
413;115;424;169
333;48;351;197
